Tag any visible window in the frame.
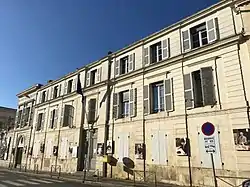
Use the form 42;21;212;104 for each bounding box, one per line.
150;42;162;64
36;113;44;131
90;69;97;86
41;91;46;103
151;82;164;113
88;99;96;124
53;86;58;99
113;89;137;119
120;56;129;75
50;109;57;129
182;18;218;52
67;80;73;94
63;105;74;127
184;67;216;109
17;110;22;125
23;107;30;125
120;91;130;117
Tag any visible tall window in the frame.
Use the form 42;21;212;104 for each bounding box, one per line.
90;69;97;86
120;91;129;117
190;23;208;49
120;56;129;75
150;42;162;64
67;80;73;94
41;91;46;103
53;86;58;99
63;105;74;127
36;113;43;131
151;82;164;113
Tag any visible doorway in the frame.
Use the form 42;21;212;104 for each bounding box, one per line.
15;136;24;168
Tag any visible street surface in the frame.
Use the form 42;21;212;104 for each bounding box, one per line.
0;169;92;187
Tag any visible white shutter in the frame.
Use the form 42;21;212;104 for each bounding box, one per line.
123;133;129;158
159;131;168;164
97;67;102;83
164;78;174;111
162;38;170;59
60;106;65;127
151;131;160;164
128;53;135;72
46;90;49;101
143;47;149;66
50;87;54;100
45;139;52;158
58;84;61;97
143;85;150;115
182;30;191;52
72;78;76;91
64;81;68;94
86;72;90;87
49;110;53;129
129;88;137;117
41;112;45;131
38;92;42;104
59;137;68;159
184;74;194;109
54;109;58;129
206;18;218;43
115;60;120;77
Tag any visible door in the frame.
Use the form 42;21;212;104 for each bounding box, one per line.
15;148;23;167
89;129;98;170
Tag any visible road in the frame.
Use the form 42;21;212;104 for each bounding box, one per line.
0;169;93;187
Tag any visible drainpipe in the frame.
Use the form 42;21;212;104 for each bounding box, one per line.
103;51;113;177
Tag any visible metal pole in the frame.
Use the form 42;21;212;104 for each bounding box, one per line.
211;153;218;187
103;51;112;177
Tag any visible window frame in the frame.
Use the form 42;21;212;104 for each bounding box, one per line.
151;82;165;113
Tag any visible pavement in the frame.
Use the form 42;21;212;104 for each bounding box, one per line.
0;169;93;187
0;167;180;187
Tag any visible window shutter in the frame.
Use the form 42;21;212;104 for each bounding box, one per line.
49;110;53;129
162;38;170;59
113;93;119;119
69;106;74;128
64;81;68;95
143;85;149;115
117;135;124;162
164;78;174;111
63;105;69;127
38;92;42;104
54;109;58;129
72;78;76;92
86;72;90;87
96;67;102;83
151;131;159;164
51;87;54;100
60;106;65;127
200;67;216;106
41;112;45;131
129;89;134;117
184;74;194;109
88;99;96;124
206;18;218;43
46;90;49;101
159;131;168;164
143;47;149;66
131;88;137;117
115;60;120;77
182;30;191;52
128;53;135;72
58;84;61;97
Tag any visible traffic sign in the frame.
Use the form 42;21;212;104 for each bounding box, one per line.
202;122;215;136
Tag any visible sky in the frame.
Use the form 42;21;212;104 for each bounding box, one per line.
0;0;218;109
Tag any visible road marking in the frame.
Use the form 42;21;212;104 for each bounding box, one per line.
2;180;24;186
17;179;39;185
0;184;7;187
42;178;64;183
29;178;53;183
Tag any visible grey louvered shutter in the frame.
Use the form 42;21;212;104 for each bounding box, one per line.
128;53;135;72
97;67;102;83
63;105;69;127
184;74;194;109
129;88;137;117
88;99;96;124
143;47;149;66
201;67;215;106
41;112;45;131
115;60;120;77
51;87;54;100
164;78;174;111
162;38;170;59
46;90;49;101
58;84;62;97
49;110;53;129
182;30;191;52
54;109;58;129
86;72;90;87
61;106;65;127
38;92;42;104
207;18;218;43
113;93;118;119
143;85;149;115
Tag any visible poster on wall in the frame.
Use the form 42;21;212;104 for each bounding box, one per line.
233;129;250;151
176;138;188;156
135;143;144;159
106;140;113;154
97;143;104;156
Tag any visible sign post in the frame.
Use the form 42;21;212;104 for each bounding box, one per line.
201;122;218;187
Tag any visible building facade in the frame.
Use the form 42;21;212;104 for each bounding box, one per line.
3;0;250;186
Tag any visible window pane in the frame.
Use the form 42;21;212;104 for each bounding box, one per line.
159;85;164;111
153;86;158;112
123;91;129;101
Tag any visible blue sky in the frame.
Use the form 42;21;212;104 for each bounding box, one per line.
0;0;218;108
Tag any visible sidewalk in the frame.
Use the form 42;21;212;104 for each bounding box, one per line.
1;166;181;187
